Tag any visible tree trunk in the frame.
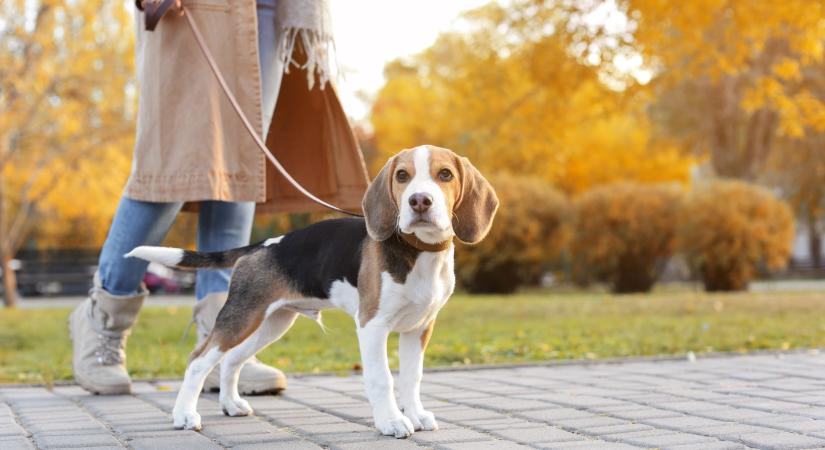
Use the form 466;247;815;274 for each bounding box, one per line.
612;255;657;294
808;214;822;269
1;252;18;308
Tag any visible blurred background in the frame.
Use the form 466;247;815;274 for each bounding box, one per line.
1;0;824;304
2;0;825;384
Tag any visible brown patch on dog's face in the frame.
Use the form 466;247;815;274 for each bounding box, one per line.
420;319;436;350
357;240;383;327
426;146;462;216
389;149;416;208
362;149;418;241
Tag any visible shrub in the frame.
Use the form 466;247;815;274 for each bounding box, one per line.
455;175;569;294
678;180;795;291
571;183;684;293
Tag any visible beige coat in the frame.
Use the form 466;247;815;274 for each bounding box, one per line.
126;0;369;213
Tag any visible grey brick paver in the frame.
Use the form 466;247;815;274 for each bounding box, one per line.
33;433;122;448
440;440;533;449
612;429;719;447
608;407;683;420
583;423;653;435
492;425;586;443
0;436;36;449
644;415;727;429
229;442;322;450
537;440;643;449
697;423;775;438
2;352;825;449
128;434;223;450
666;442;749;450
736;432;825;450
410;427;490;443
553;416;629;429
335;440;422;449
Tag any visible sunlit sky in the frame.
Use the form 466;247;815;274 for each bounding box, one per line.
329;0;489;122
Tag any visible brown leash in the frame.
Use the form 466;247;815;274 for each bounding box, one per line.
142;1;363;217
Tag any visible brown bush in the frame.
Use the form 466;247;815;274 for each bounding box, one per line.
455;175;569;294
571;183;684;293
678;180;795;291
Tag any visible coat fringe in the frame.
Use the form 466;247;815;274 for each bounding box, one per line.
279;27;334;90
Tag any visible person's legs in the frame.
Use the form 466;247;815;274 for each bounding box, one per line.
195;0;287;395
257;0;283;129
195;201;255;300
100;197;184;295
193;0;283;301
71;196;183;394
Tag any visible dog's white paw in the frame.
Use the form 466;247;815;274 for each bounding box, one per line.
403;408;438;431
220;396;253;417
375;413;415;439
172;408;202;431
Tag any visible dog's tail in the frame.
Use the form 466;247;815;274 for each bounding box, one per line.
125;243;262;270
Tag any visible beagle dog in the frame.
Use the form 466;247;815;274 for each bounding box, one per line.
127;145;498;438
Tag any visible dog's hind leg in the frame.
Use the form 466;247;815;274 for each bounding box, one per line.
172;343;225;431
172;256;271;430
219;308;299;417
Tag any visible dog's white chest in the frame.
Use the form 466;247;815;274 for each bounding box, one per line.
384;248;455;332
405;251;454;303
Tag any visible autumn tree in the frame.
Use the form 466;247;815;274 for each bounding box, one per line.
590;0;824;265
370;2;694;194
0;0;134;307
766;132;825;268
585;0;825;179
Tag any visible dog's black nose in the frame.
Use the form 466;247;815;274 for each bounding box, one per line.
409;193;433;213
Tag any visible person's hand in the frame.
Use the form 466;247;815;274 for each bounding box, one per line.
140;0;183;14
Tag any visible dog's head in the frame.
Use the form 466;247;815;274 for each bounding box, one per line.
362;145;499;245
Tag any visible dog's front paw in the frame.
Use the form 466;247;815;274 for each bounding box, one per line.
375;413;415;439
220;396;253;417
404;408;438;431
172;408;202;431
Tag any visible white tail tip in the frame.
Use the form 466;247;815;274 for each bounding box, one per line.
124;246;184;266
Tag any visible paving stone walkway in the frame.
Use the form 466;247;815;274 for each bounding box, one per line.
2;352;825;450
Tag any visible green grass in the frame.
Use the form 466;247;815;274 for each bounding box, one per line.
1;290;825;384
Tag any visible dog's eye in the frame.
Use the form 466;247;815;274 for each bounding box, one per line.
395;170;409;183
438;169;454;182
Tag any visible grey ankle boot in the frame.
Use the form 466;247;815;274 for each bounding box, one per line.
196;292;287;395
69;274;146;395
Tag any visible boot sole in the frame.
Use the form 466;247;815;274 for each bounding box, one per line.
75;376;132;395
204;373;287;396
205;386;285;396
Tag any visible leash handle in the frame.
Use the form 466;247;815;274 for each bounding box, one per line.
147;4;364;217
141;0;176;31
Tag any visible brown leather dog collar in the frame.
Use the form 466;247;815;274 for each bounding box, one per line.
399;233;453;252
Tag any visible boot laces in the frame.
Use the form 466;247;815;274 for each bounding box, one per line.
96;333;125;366
88;286;127;366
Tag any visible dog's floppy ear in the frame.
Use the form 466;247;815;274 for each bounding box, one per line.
362;156;398;241
452;157;499;244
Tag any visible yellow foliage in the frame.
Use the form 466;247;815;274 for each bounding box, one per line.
555;112;693;195
619;0;825;136
370;3;694;194
571;183;685;293
677;181;795;291
1;0;135;250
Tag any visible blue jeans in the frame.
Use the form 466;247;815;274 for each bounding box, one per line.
98;0;282;300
